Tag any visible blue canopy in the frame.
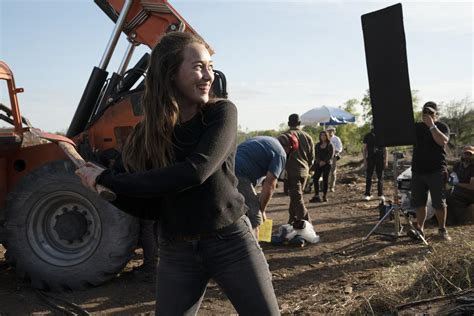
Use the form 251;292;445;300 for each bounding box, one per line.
300;106;355;126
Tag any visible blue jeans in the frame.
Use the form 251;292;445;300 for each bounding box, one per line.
155;216;280;315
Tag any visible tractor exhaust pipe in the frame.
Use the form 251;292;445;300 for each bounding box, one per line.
67;67;108;138
67;0;134;138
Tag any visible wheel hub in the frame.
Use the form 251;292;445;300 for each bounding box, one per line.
54;207;89;243
27;190;102;266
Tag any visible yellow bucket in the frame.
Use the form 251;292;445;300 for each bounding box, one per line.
258;219;273;242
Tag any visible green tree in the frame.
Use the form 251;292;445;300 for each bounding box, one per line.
342;98;359;114
337;99;364;154
278;122;287;132
361;89;420;122
440;97;474;154
236;130;248;145
360;89;372;123
302;125;321;142
411;90;422;122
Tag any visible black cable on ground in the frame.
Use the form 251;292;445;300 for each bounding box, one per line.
35;290;90;316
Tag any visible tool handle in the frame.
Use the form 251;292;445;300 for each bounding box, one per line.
94;185;117;202
58;142;86;167
58;142;117;201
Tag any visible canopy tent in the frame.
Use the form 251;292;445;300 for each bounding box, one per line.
300;105;355;126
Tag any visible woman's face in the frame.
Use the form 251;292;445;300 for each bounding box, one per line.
174;43;214;107
320;133;327;142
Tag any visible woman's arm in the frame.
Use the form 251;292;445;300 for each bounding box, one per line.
96;101;238;198
314;143;321;164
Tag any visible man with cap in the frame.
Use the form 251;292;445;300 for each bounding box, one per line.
235;134;298;237
285;114;315;224
447;145;474;224
410;101;451;241
326;126;343;192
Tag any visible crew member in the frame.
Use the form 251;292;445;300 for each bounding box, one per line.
410;101;451;241
235;134;298;237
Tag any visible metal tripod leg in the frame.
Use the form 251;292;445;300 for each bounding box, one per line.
362;205;395;243
400;211;429;246
362;152;430;248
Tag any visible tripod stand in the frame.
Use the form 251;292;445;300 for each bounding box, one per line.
362;152;428;246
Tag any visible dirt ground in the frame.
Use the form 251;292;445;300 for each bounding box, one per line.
1;158;473;315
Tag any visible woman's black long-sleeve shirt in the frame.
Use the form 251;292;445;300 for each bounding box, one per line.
314;142;334;166
96;100;245;237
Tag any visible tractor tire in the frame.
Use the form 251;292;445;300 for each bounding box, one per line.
4;160;139;291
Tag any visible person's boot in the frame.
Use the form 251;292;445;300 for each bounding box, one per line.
309;195;321;203
407;226;425;241
438;228;452;242
322;195;328;202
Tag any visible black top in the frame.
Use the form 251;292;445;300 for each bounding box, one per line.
363;131;385;159
453;162;474;184
97;100;245;236
411;121;450;174
314;142;334;165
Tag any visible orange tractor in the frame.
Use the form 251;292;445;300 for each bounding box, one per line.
0;0;226;291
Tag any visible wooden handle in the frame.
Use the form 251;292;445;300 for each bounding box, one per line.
95;184;117;202
58;142;117;201
58;142;86;168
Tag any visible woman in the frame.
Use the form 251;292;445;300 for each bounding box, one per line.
75;32;279;315
309;131;334;203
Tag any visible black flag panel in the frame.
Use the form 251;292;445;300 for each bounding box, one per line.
362;3;416;147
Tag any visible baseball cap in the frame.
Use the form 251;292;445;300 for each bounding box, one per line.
423;101;438;113
326;126;336;131
463;145;474;155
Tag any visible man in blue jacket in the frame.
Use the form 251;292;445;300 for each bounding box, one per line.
235;134;298;236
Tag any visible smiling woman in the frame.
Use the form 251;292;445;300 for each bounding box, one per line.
173;42;214;116
120;33;216;172
75;32;280;315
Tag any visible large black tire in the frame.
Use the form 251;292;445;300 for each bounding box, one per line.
4;160;139;291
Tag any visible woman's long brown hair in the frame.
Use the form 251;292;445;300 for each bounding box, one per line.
319;131;330;144
122;32;210;172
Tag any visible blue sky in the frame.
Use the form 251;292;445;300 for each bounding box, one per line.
1;0;472;132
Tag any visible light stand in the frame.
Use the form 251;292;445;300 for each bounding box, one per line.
362;152;428;246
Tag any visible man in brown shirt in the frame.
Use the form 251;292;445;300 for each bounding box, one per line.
285;114;315;224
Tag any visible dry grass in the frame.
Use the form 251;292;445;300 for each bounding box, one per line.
345;232;473;315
